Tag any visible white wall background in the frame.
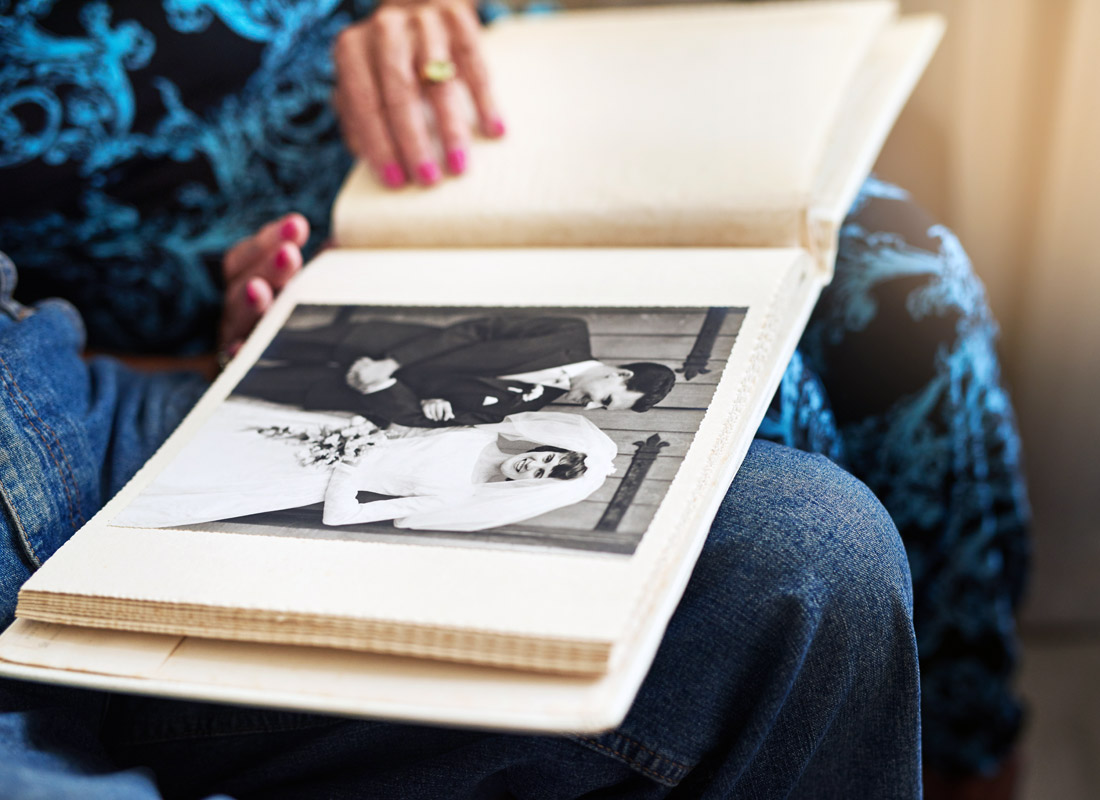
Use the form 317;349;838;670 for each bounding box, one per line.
875;0;1100;624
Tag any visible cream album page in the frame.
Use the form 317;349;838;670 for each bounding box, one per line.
4;245;821;730
333;1;898;249
17;247;818;674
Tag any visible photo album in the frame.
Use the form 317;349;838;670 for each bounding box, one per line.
0;2;942;732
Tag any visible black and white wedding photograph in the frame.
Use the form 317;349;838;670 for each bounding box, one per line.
115;304;746;555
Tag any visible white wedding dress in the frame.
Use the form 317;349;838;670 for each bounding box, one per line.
113;398;379;529
322;412;618;531
115;400;617;533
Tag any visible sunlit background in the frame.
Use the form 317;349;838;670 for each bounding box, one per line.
878;0;1100;620
875;2;1100;796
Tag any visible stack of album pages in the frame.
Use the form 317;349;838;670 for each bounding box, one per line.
0;2;942;732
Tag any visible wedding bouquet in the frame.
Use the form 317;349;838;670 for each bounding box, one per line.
252;416;381;467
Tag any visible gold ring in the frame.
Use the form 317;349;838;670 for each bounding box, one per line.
421;59;457;84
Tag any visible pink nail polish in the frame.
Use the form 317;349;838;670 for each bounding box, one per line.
416;161;441;185
487;116;506;137
381;163;405;188
445;149;467;175
274;246;291;270
245;281;262;306
279;219;298;240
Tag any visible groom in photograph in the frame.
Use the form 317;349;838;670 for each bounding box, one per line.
234;315;676;427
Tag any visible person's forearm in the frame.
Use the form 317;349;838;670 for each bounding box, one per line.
322;463;367;525
323;483;452;526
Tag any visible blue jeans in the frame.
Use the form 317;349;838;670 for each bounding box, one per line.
0;254;921;799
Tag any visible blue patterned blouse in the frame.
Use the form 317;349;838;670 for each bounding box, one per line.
1;0;367;352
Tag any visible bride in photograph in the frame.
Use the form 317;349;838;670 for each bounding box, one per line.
114;399;617;532
320;410;615;531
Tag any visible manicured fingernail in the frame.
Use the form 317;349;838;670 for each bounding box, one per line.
416;161;441;185
487;116;506;137
245;281;262;306
445;149;467;175
274;245;291;270
381;162;405;188
279;219;298;240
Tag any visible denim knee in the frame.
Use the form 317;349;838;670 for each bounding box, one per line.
697;439;917;703
0;296;208;631
586;440;921;797
712;438;914;621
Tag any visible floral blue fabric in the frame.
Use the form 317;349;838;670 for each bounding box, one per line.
0;0;368;352
0;1;1029;776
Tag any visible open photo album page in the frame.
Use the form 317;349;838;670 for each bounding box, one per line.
115;304;747;556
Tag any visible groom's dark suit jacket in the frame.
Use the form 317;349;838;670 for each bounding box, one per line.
236;316;593;427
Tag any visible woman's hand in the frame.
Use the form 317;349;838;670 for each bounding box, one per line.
332;0;503;189
219;213;310;361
